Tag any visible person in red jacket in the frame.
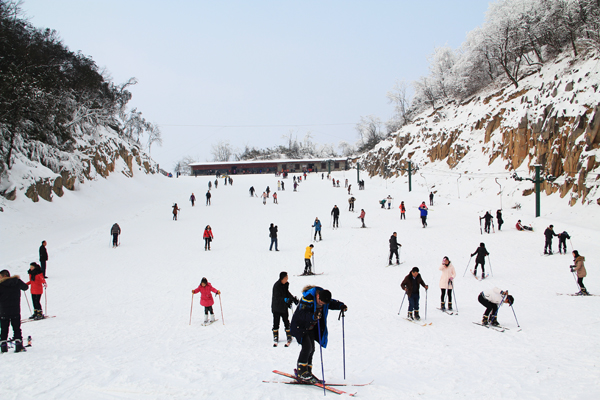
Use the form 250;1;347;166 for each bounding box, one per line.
26;262;47;320
192;277;221;324
359;209;366;228
203;225;214;251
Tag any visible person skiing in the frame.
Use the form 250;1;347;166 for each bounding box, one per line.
277;181;281;191
347;184;352;195
401;267;428;321
344;179;348;188
571;250;588;295
206;190;212;206
419;202;428;228
303;245;314;275
496;209;504;231
272;272;298;347
389;232;401;265
273;192;278;204
269;223;279;251
516;220;533;231
399;201;406;220
111;223;121;248
26;262;46;320
281;181;285;191
348;196;356;212
262;191;267;205
386;195;393;209
471;243;489;279
544;225;557;254
208;180;212;190
0;269;29;353
172;203;180;220
203;225;213;251
480;211;493;234
293;182;298;192
312;218;322;241
290;285;347;382
429;192;434;206
332;177;335;187
439;256;456;311
249;186;255;197
359;209;366;228
380;198;387;209
39;240;48;278
478;288;513;326
558;231;571;254
214;179;218;188
330;205;340;228
190;193;196;207
191;277;221;325
266;186;270;198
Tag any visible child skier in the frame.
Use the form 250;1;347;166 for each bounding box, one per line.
26;262;47;320
192;277;221;325
439;256;456;311
401;267;428;320
399;201;406;220
478;288;514;326
359;209;366;228
471;243;489;279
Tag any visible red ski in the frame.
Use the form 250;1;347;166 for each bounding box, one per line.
272;370;356;396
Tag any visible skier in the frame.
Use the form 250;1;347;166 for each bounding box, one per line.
111;223;121;248
401;267;428;320
266;186;270;198
312;218;322;241
478;288;514;326
332;178;335;187
262;191;267;205
347;184;352;195
439;256;456;311
558;231;570;254
399;201;406;220
330;205;340;228
544;225;557;254
271;272;298;347
344;179;348;188
386;195;393;209
269;223;279;251
249;186;255;197
281;181;285;191
429;192;434;206
322;173;324;180
26;262;46;320
290;285;347;382
190;193;196;207
471;243;489;279
224;176;227;186
303;245;314;275
277;181;281;191
380;198;386;209
516;220;533;231
571;250;588;295
359;209;366;228
480;211;493;234
191;277;221;325
208;181;212;190
0;269;29;353
496;209;504;231
419;202;428;228
293;182;298;192
203;225;213;251
206;190;212;206
172;203;180;220
39;240;48;278
214;179;218;188
273;192;278;204
389;232;401;265
348;196;356;212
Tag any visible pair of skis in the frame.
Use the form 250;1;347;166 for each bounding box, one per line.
21;315;56;324
437;308;457;316
472;322;509;333
268;370;372;396
470;270;489;281
403;318;432;326
201;319;219;327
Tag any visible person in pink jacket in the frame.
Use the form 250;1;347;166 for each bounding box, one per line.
192;277;220;324
439;256;456;311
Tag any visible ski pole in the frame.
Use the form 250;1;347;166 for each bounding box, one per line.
189;293;194;326
487;255;494;277
425;288;428;321
218;293;225;325
330;215;332;229
510;304;520;328
462;256;472;277
312;255;316;274
450;280;458;312
25;294;31;314
398;292;407;315
571;270;580;291
479;218;482;235
317;318;326;395
44;288;47;315
338;309;346;380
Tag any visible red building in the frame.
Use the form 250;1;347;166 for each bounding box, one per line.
188;158;348;176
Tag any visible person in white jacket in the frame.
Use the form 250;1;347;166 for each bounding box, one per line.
478;288;514;326
439;256;456;311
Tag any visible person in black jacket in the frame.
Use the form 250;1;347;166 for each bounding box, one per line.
544;225;557;254
401;267;428;320
0;270;29;353
330;205;340;228
496;210;504;231
389;232;401;265
272;272;298;347
39;240;49;278
111;223;121;248
471;243;489;279
269;223;279;251
480;212;494;233
558;231;571;254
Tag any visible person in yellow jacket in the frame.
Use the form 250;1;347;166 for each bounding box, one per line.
303;244;314;275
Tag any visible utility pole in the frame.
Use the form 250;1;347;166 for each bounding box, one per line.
512;164;555;217
356;162;360;183
399;160;418;192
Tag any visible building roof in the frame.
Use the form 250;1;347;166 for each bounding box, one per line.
188;158;348;167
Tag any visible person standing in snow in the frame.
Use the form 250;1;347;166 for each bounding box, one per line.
389;232;401;265
208;181;212;190
478;288;513;326
471;243;489;279
223;176;227;186
348;196;356;212
190;193;196;207
272;272;298;347
269;223;279;251
26;262;46;320
332;177;335;187
266;186;270;198
401;267;428;321
111;223;121;248
386;195;393;209
214;179;218;188
439;256;456;311
192;277;220;325
544;225;557;254
203;225;213;251
303;245;314;275
419;202;428;228
172;204;180;220
480;211;493;234
429;192;434;206
330;205;340;228
571;250;588;295
277;181;281;191
0;269;29;353
281;181;285;191
293;182;298;192
273;192;278;204
249;186;255;197
347;184;352;195
262;191;267;205
558;231;571;254
399;201;406;220
359;209;366;228
496;209;504;231
344;179;348;188
39;240;48;278
312;218;322;241
290;285;347;382
206;190;212;206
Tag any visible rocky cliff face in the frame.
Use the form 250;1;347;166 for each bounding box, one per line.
360;53;600;207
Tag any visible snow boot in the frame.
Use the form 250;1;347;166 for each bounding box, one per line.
14;339;26;353
490;316;500;326
203;314;209;324
482;315;489;326
285;330;292;347
272;329;278;346
414;310;421;321
307;365;322;383
34;310;44;320
448;302;453;311
28;312;36;320
440;302;446;311
210;314;215;323
388;260;392;266
0;341;7;353
296;364;317;383
481;273;485;280
407;311;414;320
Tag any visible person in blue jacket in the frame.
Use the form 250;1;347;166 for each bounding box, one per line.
290;285;347;383
312;218;322;241
419;202;428;228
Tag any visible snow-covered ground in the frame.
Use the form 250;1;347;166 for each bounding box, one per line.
1;171;599;399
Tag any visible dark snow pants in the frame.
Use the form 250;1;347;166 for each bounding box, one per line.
112;233;119;246
421;216;427;227
0;316;22;341
32;294;42;311
474;259;485;274
204;306;214;315
304;258;312;273
297;328;317;367
272;311;290;331
559;239;567;253
478;293;498;317
333;216;339;227
441;289;453;303
389;248;399;263
544;239;553;253
408;292;420;312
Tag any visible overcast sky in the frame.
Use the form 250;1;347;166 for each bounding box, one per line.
23;0;490;170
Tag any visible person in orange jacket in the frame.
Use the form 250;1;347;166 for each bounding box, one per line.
26;262;47;320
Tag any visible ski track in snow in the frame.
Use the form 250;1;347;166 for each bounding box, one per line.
1;172;599;399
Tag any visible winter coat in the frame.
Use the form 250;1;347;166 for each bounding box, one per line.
203;229;213;240
305;246;313;260
271;279;295;314
516;222;523;231
39;244;48;262
481;212;493;223
206;191;211;199
544;227;556;240
481;287;504;304
192;283;218;307
419;205;428;217
359;210;365;219
439;262;456;289
27;267;46;295
190;194;196;201
269;225;278;238
399;204;406;213
348;197;355;204
290;286;345;348
313;220;322;232
472;246;489;263
574;256;587;278
111;223;121;235
496;211;503;223
558;231;570;242
0;275;29;317
331;207;340;217
389;235;400;250
401;273;427;296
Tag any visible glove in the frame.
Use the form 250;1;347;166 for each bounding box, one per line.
191;290;194;294
342;305;348;312
570;266;575;272
313;309;323;321
293;296;299;305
